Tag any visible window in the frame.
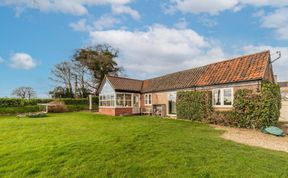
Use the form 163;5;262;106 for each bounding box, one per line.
116;94;124;107
223;89;232;105
144;94;152;105
116;93;132;107
99;94;115;107
168;92;177;115
213;88;233;106
169;101;177;114
125;94;132;107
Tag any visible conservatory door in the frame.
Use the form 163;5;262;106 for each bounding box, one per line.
133;94;140;114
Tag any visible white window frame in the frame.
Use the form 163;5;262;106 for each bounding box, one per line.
99;93;116;108
212;88;234;107
115;92;134;108
144;94;152;106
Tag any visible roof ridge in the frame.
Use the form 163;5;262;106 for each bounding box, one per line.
107;75;143;82
144;50;270;81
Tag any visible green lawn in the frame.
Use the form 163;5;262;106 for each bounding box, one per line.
0;112;287;177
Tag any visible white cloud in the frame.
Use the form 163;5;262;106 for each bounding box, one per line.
174;18;188;29
259;8;288;40
89;25;226;78
93;15;121;30
70;19;89;32
10;53;37;70
111;5;140;20
0;56;4;64
167;0;239;15
166;0;288;15
70;15;120;32
0;0;139;18
243;45;288;81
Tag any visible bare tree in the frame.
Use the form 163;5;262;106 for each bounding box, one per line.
12;87;36;99
49;61;74;98
71;61;92;97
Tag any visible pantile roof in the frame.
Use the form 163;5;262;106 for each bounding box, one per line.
101;50;271;93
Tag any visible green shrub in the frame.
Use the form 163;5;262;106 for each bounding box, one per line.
27;112;47;118
260;81;281;127
177;91;212;121
66;105;88;112
47;101;67;113
204;111;235;126
0;105;45;114
0;97;99;107
233;81;281;128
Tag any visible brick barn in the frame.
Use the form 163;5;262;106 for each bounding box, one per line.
97;50;275;116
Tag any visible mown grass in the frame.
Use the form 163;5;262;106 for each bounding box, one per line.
0;112;287;177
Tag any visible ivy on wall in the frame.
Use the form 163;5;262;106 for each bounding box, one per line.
176;91;212;121
176;81;281;129
233;81;281;128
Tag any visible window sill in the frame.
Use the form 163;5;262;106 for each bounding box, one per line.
213;105;233;108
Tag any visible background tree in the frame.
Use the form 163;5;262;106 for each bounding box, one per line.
49;44;122;98
73;44;122;90
49;61;74;98
12;87;36;99
49;86;66;98
71;61;91;98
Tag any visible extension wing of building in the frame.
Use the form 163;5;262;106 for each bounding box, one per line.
97;50;275;116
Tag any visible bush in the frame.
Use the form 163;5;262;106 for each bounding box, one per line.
0;105;45;114
0;97;99;107
66;105;88;112
233;81;281;128
27;112;47;118
177;91;212;121
176;81;281;129
0;98;52;108
204;111;235;126
47;101;67;113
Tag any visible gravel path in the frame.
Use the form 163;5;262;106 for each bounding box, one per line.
280;101;288;122
213;125;288;153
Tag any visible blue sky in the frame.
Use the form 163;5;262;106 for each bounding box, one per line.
0;0;288;98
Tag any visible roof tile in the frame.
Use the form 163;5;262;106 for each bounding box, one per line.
105;51;270;93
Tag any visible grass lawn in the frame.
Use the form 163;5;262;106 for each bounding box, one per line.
0;112;287;177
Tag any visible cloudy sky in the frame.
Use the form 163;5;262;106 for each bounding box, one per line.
0;0;288;97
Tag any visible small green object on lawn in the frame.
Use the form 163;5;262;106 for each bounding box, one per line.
261;126;285;137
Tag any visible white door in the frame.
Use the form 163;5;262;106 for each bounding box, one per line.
133;94;140;114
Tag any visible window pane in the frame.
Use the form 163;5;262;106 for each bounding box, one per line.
169;101;176;114
111;95;115;107
133;95;139;107
214;89;221;105
149;94;152;104
224;89;232;105
116;94;124;106
125;94;132;107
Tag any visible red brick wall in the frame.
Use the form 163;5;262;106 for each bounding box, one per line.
99;107;133;116
99;108;115;116
115;108;133;116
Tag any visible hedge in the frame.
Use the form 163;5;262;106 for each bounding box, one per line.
0;97;99;114
176;91;212;121
176;81;281;129
0;97;99;108
233;82;281;128
0;106;45;115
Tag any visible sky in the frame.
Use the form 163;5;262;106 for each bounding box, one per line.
0;0;288;98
